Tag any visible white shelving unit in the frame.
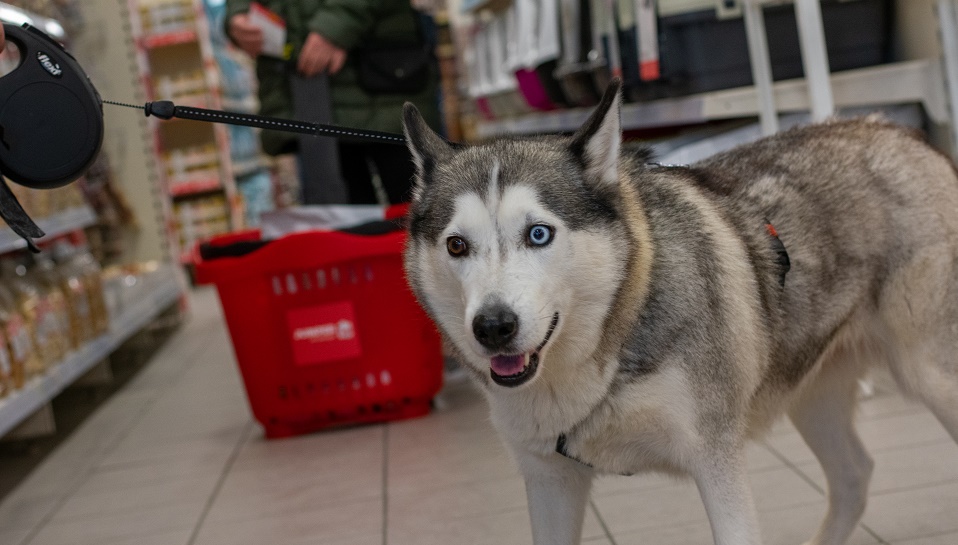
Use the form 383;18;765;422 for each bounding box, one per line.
127;0;243;263
0;207;97;254
476;59;946;137
0;264;182;437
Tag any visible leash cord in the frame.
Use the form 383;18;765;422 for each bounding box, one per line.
102;99;408;146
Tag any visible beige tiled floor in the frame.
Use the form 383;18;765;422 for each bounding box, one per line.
1;287;956;545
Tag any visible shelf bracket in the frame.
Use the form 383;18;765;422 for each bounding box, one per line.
743;0;778;135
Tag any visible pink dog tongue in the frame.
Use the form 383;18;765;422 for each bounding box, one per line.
490;354;527;376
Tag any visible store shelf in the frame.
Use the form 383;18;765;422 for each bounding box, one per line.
232;158;263;178
142;28;197;48
170;179;222;197
475;60;947;138
0;206;97;255
0;264;182;437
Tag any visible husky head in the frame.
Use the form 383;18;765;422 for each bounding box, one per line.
403;81;636;392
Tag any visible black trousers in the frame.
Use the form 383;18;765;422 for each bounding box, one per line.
337;142;415;205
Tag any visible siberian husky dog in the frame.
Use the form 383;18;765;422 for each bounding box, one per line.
400;80;958;545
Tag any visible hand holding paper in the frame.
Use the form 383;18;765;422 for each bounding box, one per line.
243;2;288;59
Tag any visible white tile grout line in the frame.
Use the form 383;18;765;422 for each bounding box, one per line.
14;315;215;545
186;421;255;545
16;366;180;545
589;499;619;545
382;424;390;545
761;442;890;545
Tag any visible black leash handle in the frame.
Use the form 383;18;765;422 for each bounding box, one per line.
140;100;408;145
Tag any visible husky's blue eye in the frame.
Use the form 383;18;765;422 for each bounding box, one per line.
527;225;553;247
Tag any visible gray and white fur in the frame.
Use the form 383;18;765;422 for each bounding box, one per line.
401;79;958;545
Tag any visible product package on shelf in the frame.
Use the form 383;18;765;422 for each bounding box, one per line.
139;0;196;37
100;261;163;323
9;183;87;221
0;240;111;399
52;240;106;348
173;195;231;253
164;145;222;195
0;283;33;397
32;256;72;364
2;260;63;378
153;70;211;107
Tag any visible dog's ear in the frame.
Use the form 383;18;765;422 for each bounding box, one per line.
569;79;623;187
403;103;454;191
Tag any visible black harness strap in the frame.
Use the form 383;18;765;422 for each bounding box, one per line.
764;220;790;287
555;434;593;468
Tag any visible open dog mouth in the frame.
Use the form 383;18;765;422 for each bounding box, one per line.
489;313;559;387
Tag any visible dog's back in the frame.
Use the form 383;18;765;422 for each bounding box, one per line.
687;118;958;433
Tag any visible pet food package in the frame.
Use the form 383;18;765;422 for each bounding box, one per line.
75;248;109;336
31;256;72;366
0;294;12;398
0;283;30;394
1;262;47;379
53;243;95;348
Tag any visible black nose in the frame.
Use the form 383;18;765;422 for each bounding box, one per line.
472;306;519;350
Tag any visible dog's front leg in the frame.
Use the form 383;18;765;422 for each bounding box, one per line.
516;450;594;545
693;454;762;545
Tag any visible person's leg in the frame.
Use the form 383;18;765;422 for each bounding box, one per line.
369;143;416;204
337;143;378;204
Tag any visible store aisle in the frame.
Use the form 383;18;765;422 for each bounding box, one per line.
1;287;956;545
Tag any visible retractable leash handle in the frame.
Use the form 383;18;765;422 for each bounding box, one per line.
0;22;105;250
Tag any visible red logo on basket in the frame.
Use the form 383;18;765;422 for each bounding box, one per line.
287;302;362;366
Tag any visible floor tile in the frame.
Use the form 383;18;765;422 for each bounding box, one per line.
0;493;60;532
765;411;952;465
53;473;221;522
858;391;925;420
193;496;382;545
593;466;823;536
204;454;382;525
796;440;958;495
861;480;958;542
388;507;533;545
30;528;192;545
892;531;958;544
0;527;30;545
229;424;383;474
388;473;526;524
612;502;878;545
27;500;205;545
73;455;227;496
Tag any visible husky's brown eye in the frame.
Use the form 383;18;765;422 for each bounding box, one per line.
447;236;469;257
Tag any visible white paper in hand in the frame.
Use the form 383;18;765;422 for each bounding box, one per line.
249;2;288;59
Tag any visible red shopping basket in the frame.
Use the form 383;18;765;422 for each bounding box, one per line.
194;218;443;439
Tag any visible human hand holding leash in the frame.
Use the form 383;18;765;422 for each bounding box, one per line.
297;32;346;77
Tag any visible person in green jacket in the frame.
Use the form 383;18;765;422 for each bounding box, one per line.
225;0;442;204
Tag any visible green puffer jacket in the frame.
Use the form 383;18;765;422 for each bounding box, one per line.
224;0;441;155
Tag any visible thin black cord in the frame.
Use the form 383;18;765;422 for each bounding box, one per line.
102;99;144;110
